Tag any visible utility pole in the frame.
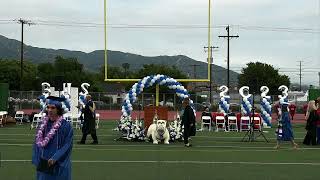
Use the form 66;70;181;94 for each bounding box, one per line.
297;60;303;91
218;25;239;89
16;18;34;91
204;46;219;104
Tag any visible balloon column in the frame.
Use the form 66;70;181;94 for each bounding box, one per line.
276;85;289;138
239;86;253;116
118;74;191;141
60;83;72;113
39;82;51;112
218;85;230;115
278;85;289;105
260;86;272;127
79;83;90;109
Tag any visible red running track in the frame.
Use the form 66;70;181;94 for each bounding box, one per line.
22;109;306;124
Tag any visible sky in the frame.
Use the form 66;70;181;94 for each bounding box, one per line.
1;0;319;87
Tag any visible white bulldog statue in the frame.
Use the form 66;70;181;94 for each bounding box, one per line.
147;119;170;144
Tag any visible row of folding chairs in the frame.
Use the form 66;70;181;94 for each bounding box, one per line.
201;114;262;132
30;112;100;130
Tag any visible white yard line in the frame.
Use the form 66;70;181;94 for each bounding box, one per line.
1;159;320;166
0;143;319;150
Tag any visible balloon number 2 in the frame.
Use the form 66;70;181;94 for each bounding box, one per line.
260;86;270;99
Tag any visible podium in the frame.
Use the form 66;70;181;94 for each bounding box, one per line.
144;106;168;129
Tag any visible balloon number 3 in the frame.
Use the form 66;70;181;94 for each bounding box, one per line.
278;85;288;99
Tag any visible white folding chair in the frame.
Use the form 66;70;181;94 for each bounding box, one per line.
228;116;238;132
31;114;42;129
253;116;262;131
63;113;72;124
0;111;8;127
0;112;4;127
240;116;250;132
201;116;212;131
215;115;226;132
15;111;24;124
72;113;82;129
95;113;100;129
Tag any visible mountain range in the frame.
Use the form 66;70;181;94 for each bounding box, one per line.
0;34;238;85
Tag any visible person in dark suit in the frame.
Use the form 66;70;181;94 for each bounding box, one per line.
303;100;318;145
78;95;98;144
182;97;196;147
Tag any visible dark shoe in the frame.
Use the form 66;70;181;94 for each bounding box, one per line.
77;141;85;144
90;141;98;145
184;143;192;147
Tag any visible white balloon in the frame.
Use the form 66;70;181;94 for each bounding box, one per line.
133;93;137;97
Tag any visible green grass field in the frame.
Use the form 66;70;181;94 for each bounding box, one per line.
0;121;319;180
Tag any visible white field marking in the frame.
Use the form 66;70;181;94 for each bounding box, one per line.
1;159;320;166
73;147;279;152
0;134;305;140
1;143;320;150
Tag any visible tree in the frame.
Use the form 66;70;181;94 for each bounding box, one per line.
121;63;130;78
134;64;188;79
0;59;38;90
238;62;290;95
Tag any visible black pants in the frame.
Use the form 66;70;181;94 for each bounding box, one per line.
184;126;190;145
80;129;98;143
303;126;316;145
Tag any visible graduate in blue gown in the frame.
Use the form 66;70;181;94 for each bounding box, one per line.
32;96;73;180
274;100;298;149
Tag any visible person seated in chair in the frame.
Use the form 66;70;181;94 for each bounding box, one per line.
201;107;213;128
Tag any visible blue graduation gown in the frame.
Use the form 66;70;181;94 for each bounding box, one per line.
32;119;73;180
277;105;294;141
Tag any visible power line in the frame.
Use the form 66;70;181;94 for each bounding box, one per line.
15;18;35;90
1;19;320;33
218;25;239;89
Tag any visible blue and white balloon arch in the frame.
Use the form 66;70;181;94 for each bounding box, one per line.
118;74;191;141
121;74;191;117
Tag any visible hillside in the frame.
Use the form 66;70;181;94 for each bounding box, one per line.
0;35;238;85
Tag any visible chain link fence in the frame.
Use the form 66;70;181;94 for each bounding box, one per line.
8;91;308;113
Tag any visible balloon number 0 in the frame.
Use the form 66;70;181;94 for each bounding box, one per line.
239;86;251;99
